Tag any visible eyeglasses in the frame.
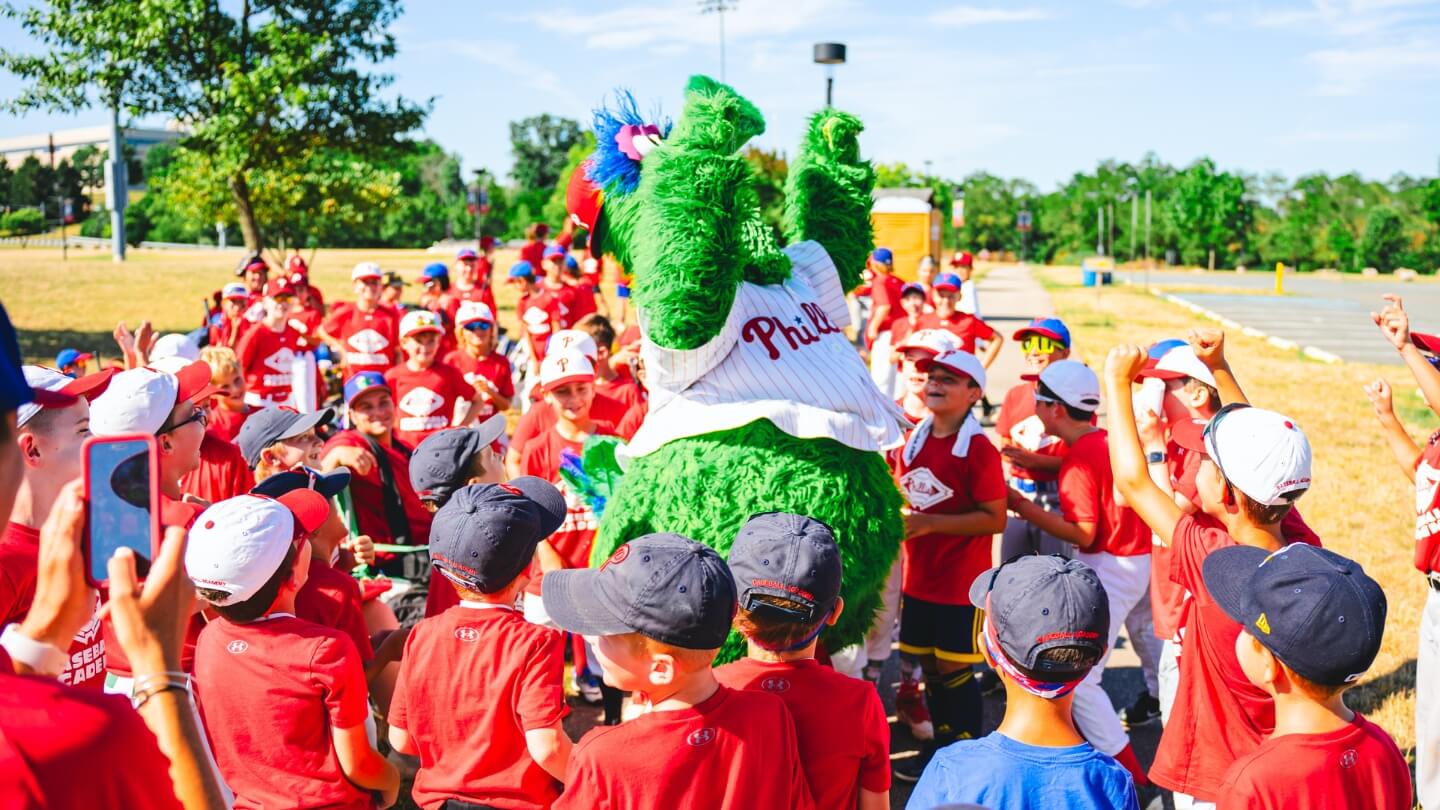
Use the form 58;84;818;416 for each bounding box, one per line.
1021;335;1063;355
463;321;493;332
158;407;207;435
1200;402;1250;478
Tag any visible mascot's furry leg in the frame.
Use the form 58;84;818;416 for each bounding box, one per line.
591;421;902;662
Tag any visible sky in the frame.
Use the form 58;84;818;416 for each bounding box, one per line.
2;0;1439;191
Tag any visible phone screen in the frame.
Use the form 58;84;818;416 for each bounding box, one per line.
87;439;155;583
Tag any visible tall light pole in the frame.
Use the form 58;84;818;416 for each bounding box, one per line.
699;0;736;83
813;42;846;107
108;103;126;262
468;169;489;250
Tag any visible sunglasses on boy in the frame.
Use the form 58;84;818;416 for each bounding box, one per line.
1020;335;1064;355
1200;402;1250;481
462;321;493;332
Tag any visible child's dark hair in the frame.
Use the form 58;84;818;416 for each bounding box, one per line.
197;544;298;623
733;594;828;650
1232;485;1300;526
1038;381;1093;421
1014;645;1100;683
577;313;615;351
1183;376;1220;408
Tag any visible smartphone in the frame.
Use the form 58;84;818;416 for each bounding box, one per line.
83;434;161;588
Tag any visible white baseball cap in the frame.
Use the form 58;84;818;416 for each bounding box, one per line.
539;350;595;392
895;328;961;358
1203;405;1312;506
399;309;445;339
1034;360;1101;412
151;333;200;362
917;349;987;391
90;361;219;436
222;282;250;301
185;491;330;606
351;261;383;282
1137;345;1217;388
456;301;495;328
16;366;113;428
547;329;598;362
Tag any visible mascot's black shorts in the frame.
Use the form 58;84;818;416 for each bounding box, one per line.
898;596;984;665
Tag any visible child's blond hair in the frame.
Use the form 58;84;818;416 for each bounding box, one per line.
201;345;240;382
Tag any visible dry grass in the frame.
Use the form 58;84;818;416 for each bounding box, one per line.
1038;267;1426;758
0;246;559;363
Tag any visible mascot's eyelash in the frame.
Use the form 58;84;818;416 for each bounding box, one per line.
589;89;672;197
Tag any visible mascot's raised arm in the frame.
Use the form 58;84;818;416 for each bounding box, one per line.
565;75;908;661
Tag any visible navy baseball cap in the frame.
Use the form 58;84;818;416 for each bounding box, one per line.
0;302;33;415
969;555;1110;679
429;478;568;593
871;247;893;265
251;466;351;499
1013;317;1072;348
933;272;963;292
344;372;389;408
508;261;536;280
237;406;335;467
728;512;842;624
543;534;738;650
409;415;508;504
1204;543;1387;686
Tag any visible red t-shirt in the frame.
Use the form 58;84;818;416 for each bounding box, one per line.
448;283;498;319
715;658;890;810
870;273;906;336
323;304;399;378
1058;430;1150;557
389;605;568;810
887;313;928;352
519;240;546;270
206;404;253;444
994;382;1066;483
894;430;1007;604
933;311;998;354
518;290;564;361
443;349;514;422
193;614;372;810
320;430;432;547
1149;513;1322;800
296;558;374;663
1216;714;1411;810
566;282;598;325
1414;429;1440;573
385;362;474;448
209;314;252;350
510;393;626;458
179;432;255;505
617;399;649;440
104;497;205;677
594;375;644;412
0;521;108;689
235;323;307;403
521;426;612;593
0;668;183;808
554;685;815;810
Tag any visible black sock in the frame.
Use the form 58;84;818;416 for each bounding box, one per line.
601;684;624;725
923;672;954;744
935;667;981;742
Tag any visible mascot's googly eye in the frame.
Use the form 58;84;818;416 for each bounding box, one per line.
617;124;664;161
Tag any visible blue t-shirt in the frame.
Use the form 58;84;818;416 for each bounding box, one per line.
907;732;1138;810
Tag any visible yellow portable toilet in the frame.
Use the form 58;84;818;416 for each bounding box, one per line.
871;188;941;280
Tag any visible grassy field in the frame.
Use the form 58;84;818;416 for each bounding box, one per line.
0;246;548;363
1038;266;1426;759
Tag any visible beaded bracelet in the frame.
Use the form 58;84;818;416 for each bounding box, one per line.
130;671;189;695
131;682;189;710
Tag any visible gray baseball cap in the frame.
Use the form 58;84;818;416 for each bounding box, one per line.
968;554;1110;678
428;478;568;593
409;415;508;505
727;512;841;624
237;406;335;468
543;533;738;650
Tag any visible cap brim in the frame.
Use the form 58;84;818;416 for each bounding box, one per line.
63;368;116;401
968;565;1002;608
1012;326;1065;344
473;413;507;448
915;357;978;384
173;361;220;404
1170;417;1208;455
933;284;960;293
278;407;334;441
506;475;568;536
1200;545;1270;627
403;327;445;338
276;489;331;535
541;568;634;637
542;373;593;392
30;388;79;409
1412;332;1440;356
1135;367;1186;381
251;467;350;500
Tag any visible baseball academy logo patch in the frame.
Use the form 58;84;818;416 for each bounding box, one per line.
686;728;716;747
227;640;249;654
454;627;481;643
900;467;955;511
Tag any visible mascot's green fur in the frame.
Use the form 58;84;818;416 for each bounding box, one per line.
567;76;902;662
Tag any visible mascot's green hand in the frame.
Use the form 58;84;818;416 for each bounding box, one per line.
783;108;876;292
667;75;766;155
816;110;864;163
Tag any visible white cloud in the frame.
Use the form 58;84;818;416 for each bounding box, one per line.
1305;39;1440;95
927;6;1052;26
520;0;843;51
1268;123;1414;144
1251;0;1440;36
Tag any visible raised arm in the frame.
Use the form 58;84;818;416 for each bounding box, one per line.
1103;345;1185;547
782;109;876;293
1188;329;1248;406
1363;377;1422;481
1373;294;1440;416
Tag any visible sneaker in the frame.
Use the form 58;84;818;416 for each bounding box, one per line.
891;744;936;783
895;680;935;741
1120;690;1161;729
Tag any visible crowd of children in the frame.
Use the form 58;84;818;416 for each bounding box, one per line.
0;239;1431;810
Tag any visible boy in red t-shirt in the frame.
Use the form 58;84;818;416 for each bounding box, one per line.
891;349;1007;780
1102;339;1320;804
504;332;627;477
865;248;905;394
386;310;486;448
1205;544;1408;809
543;534;815;810
319;262;400;380
995;318;1073;561
210;282;253;349
235;276;310;408
388;478;572;810
186;491;400;809
1007;359;1151;786
443;301;514;424
199;345;253;443
718;513;891;810
576;314;643;411
929;272;1003;366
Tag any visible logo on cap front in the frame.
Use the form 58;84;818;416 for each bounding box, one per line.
686;728;716;747
454;627;480;643
1255;613;1271;635
600;544;630;571
227;640;249;654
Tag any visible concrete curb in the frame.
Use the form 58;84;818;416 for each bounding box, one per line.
1143;287;1342;365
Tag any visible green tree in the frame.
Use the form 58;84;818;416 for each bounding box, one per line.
1;0;427;252
1166;158;1251;267
509;114;583;225
743;146;789;242
0;157;11;209
8;155;53;210
2;207;45;236
1359;207;1409;272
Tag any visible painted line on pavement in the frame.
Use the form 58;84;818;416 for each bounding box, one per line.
1143;287;1342;364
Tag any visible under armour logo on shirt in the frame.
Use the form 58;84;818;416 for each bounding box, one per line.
760;677;791;693
454;627;480;643
686;728;716;747
227;640;249;654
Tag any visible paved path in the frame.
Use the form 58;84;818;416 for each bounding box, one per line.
1121;269;1437;366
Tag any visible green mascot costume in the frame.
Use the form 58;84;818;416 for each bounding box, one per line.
565;76;907;662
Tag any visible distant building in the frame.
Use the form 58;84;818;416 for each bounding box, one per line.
0;124;184;191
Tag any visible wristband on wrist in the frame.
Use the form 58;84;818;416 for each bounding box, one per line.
1146;451;1167;465
1;623;68;677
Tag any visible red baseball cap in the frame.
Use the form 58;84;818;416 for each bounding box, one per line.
1412;331;1440;356
950;251;974;268
1169;416;1208;455
264;276;297;299
18;366;116;427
